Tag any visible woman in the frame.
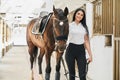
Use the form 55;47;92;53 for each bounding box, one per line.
65;8;92;80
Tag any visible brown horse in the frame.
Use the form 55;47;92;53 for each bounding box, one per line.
26;6;69;80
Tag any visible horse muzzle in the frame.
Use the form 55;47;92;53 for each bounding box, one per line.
58;44;66;52
55;41;67;53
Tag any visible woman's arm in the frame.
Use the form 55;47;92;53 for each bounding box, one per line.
84;34;92;62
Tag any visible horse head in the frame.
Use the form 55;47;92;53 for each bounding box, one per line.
53;6;69;53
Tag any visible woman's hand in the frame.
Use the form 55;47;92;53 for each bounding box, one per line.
87;55;92;63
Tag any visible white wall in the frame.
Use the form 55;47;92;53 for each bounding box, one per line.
86;2;114;80
88;36;114;80
45;0;53;12
13;27;27;45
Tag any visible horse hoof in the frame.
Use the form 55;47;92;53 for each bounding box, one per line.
39;74;44;80
30;70;34;80
31;77;34;80
30;74;34;80
45;73;50;80
30;75;34;80
55;72;60;80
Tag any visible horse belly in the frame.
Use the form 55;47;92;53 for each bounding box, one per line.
31;35;45;48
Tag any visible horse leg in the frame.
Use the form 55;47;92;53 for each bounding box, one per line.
29;53;34;80
38;48;45;80
45;50;52;80
55;52;63;80
28;45;38;80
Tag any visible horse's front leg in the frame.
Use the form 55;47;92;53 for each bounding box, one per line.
55;51;63;80
45;51;52;80
38;48;45;80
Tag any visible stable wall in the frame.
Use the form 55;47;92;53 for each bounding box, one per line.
86;3;114;80
13;27;27;45
0;18;13;58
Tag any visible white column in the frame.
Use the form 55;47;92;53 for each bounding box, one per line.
86;2;93;38
0;18;2;58
0;19;4;57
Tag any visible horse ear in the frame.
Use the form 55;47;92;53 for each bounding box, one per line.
53;6;58;16
64;7;69;16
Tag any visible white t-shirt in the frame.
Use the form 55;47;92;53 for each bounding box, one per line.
67;22;87;45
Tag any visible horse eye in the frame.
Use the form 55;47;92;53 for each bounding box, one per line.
64;19;68;23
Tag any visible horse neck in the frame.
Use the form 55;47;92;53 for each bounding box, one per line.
44;15;55;43
47;15;54;32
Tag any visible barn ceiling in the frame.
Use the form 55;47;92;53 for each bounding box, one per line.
0;0;94;27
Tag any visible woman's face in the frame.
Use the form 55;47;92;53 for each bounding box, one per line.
75;10;84;22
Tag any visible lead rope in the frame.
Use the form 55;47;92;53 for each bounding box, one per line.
61;57;69;80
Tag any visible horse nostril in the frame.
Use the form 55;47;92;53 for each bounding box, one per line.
59;45;66;51
60;47;65;51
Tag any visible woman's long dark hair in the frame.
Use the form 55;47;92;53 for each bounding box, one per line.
72;8;89;35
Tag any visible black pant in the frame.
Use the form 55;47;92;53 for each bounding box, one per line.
65;43;86;80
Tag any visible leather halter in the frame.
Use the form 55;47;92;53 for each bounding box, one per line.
52;17;68;41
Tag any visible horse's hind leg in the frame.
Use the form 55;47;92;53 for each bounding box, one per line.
28;44;38;80
55;52;63;80
38;48;45;80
